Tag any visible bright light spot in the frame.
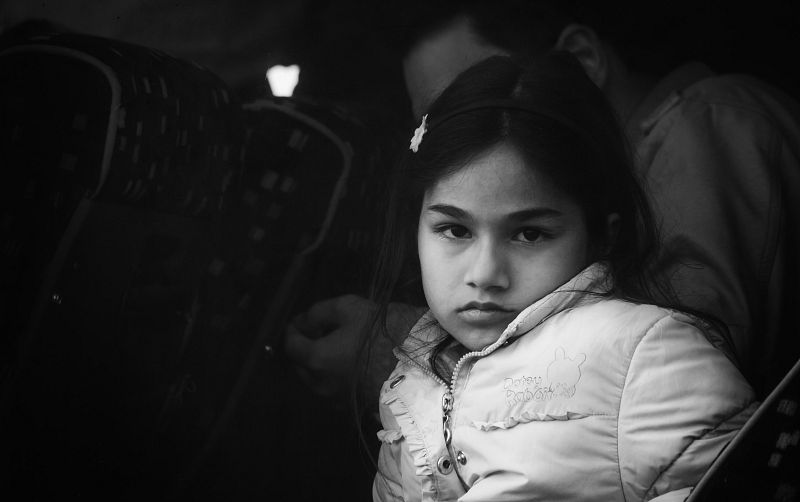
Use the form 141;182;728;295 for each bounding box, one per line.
266;64;300;97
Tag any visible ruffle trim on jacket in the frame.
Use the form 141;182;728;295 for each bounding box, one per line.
383;393;438;500
471;410;589;430
376;429;403;443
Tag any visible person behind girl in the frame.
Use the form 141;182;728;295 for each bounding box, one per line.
369;53;756;502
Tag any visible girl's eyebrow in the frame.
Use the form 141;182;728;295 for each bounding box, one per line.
425;203;469;219
425;203;563;221
506;208;563;221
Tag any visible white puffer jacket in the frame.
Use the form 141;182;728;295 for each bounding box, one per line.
373;264;756;502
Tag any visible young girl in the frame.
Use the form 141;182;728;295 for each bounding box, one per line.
369;53;756;502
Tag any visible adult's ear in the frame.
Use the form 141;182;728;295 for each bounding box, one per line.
554;24;608;88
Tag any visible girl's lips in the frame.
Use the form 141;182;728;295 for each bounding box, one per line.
458;301;511;312
456;305;516;325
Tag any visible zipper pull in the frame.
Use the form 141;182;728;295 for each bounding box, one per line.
442;391;454;446
442;391;453;413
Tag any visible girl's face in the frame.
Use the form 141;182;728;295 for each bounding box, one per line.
417;142;592;351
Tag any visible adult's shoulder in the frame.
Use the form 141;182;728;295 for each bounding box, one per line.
675;70;800;131
636;67;800;182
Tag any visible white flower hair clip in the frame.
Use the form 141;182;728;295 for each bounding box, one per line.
409;114;428;153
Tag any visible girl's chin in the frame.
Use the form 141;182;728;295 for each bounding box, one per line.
450;326;505;352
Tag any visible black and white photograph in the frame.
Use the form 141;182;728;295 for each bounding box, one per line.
1;1;799;501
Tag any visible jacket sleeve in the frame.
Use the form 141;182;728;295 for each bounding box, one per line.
373;378;407;502
648;487;692;502
373;438;405;502
617;313;757;501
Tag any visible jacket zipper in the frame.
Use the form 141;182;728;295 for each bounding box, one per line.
441;350;477;449
399;350;480;449
441;326;518;448
398;325;518;478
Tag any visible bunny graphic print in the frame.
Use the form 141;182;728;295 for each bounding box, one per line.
503;347;586;405
547;347;586;398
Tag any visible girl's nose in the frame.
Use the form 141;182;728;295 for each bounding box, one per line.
464;240;510;291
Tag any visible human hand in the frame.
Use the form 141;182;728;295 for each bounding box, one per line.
285;294;375;398
285;294;425;399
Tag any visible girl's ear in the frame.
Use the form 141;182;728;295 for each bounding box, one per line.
554;24;608;88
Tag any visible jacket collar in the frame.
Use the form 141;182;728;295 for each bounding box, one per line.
625;62;716;142
399;262;613;359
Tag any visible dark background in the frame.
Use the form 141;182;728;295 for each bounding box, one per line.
1;1;800;501
4;0;800;127
1;0;414;130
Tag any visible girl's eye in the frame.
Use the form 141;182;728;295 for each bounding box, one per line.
515;228;544;243
436;225;471;239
